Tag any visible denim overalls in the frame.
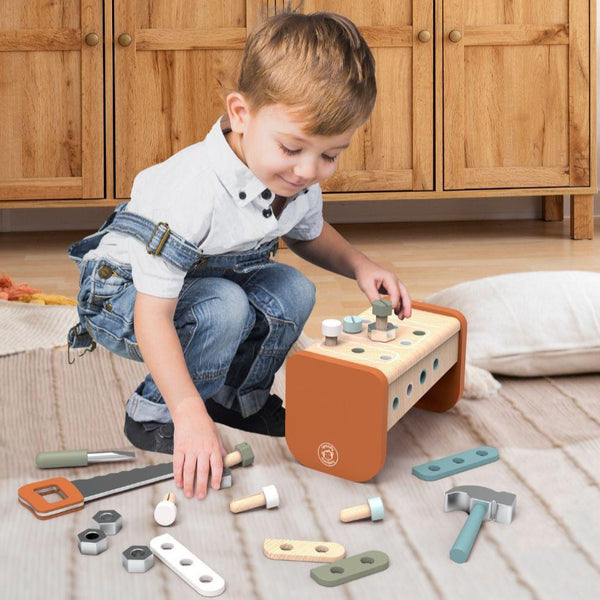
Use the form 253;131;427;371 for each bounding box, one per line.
67;203;315;422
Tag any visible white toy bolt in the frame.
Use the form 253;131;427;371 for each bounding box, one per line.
154;491;177;526
229;484;279;513
339;496;385;522
322;319;342;346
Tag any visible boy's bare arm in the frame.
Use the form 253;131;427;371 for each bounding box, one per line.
284;221;412;318
284;221;368;278
133;292;225;498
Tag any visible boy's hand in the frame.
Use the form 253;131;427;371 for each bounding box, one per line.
171;397;226;499
355;261;412;319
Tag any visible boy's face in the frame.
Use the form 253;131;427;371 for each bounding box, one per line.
226;94;356;197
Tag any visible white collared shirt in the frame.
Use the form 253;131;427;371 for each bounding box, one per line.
84;116;324;298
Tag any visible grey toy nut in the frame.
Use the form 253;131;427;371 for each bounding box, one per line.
92;509;123;535
122;545;154;573
77;528;108;555
235;442;254;467
219;467;233;489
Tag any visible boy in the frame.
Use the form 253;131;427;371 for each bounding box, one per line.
67;12;411;501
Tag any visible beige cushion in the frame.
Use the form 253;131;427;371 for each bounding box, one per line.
424;271;600;377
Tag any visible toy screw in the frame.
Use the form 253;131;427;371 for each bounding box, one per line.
223;442;254;468
229;484;279;513
154;491;177;526
372;299;393;331
322;319;342;346
340;496;384;522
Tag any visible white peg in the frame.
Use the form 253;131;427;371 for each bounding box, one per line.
322;319;342;346
154;491;177;526
229;484;279;513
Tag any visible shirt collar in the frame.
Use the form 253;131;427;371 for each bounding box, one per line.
204;115;273;207
204;115;302;206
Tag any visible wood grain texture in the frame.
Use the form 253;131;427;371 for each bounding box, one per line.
263;538;345;562
0;0;103;199
542;194;564;221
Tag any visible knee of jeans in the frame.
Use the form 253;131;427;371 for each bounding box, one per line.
285;270;316;325
192;285;252;345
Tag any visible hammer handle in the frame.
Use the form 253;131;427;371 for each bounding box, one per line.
450;502;487;563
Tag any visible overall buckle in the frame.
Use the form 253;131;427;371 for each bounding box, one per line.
146;222;171;256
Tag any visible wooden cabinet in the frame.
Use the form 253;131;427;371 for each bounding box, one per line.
114;1;264;198
0;1;596;239
0;0;104;200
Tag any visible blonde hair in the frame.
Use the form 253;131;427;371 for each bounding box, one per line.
237;12;377;136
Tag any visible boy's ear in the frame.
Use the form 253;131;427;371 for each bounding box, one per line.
226;92;251;133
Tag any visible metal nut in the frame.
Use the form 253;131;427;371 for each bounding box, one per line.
92;509;123;535
77;528;108;555
122;545;154;573
219;467;233;490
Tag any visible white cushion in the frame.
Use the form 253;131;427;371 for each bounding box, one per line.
424;271;600;377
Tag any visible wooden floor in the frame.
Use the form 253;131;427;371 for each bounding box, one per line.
2;218;598;338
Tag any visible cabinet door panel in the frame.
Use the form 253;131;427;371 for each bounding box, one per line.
444;0;590;189
114;1;267;198
0;1;103;200
276;1;434;192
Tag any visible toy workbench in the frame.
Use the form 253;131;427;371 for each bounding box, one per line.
285;300;467;482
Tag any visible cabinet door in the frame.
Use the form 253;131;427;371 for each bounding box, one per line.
444;0;590;190
0;1;103;200
114;1;267;198
276;1;434;192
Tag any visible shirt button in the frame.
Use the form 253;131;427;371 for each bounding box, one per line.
262;208;272;218
239;191;246;199
303;188;309;194
261;189;272;199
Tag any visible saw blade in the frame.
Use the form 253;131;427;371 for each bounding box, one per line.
72;462;174;501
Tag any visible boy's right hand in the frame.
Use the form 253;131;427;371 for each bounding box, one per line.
171;397;226;499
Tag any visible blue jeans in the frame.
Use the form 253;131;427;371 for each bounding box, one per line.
69;207;315;421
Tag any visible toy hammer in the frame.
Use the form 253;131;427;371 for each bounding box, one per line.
444;485;516;563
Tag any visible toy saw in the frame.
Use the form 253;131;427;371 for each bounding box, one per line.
18;462;173;519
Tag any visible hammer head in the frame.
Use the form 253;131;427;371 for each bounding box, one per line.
444;485;516;524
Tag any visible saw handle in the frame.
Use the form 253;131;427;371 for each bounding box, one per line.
449;502;487;563
18;477;85;520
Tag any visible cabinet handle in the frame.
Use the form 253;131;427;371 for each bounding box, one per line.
118;33;132;47
418;30;431;43
449;30;462;43
84;33;99;46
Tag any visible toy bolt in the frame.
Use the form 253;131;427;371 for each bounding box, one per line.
340;496;384;522
229;484;279;513
343;315;363;334
154;491;177;526
372;299;393;331
322;319;342;346
223;442;254;468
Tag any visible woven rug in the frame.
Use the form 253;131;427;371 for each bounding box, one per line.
0;300;78;357
1;345;599;600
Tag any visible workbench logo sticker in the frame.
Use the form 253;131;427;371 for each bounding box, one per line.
318;442;338;467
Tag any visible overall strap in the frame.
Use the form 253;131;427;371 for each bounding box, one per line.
108;210;204;271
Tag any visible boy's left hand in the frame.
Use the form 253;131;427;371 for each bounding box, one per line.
355;261;412;319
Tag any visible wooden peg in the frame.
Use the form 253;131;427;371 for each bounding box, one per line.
223;442;254;468
154;491;177;526
340;496;384;522
229;484;279;513
322;319;342;346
